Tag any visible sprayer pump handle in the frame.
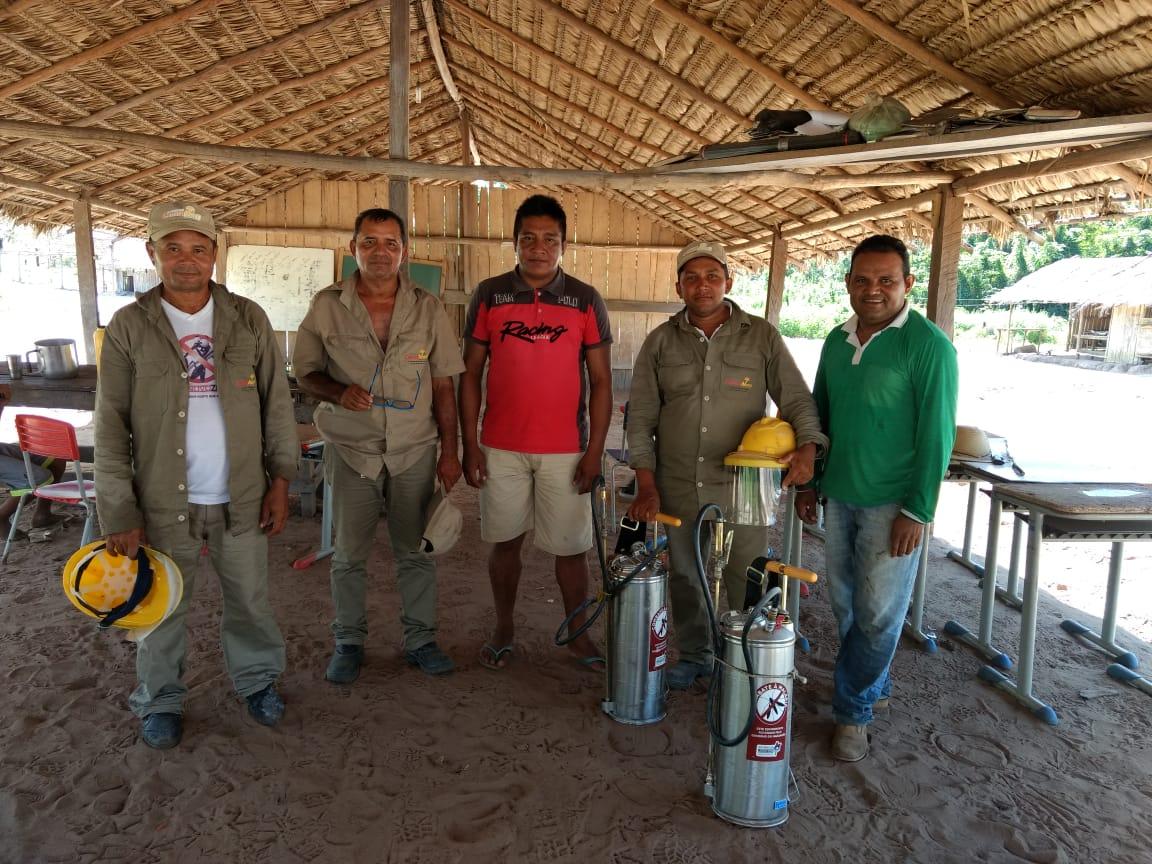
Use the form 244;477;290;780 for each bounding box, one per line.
652;512;682;528
763;560;819;584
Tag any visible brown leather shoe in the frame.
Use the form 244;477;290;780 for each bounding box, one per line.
832;724;869;762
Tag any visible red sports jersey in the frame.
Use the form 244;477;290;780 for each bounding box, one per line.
465;268;612;453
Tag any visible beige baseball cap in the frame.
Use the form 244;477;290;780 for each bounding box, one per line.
147;201;217;242
420;488;463;556
677;239;728;273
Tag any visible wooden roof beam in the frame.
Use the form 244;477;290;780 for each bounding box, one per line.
953;138;1152;194
1113;163;1152;202
419;0;479;166
25;46;393;189
0;0;228;103
968;194;1046;245
0;0;396;166
644;0;826;111
461;84;820;257
503;0;749;128
441;0;710;148
0;173;148;219
821;0;1016;109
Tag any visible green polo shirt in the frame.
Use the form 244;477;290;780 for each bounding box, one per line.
814;305;958;523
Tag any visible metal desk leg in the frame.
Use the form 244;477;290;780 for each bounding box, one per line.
903;524;938;652
780;490;809;653
946;480;984;576
1107;663;1152;696
944;495;1012;669
995;514;1024;609
291;476;335;570
1060;541;1139;669
977;512;1059;725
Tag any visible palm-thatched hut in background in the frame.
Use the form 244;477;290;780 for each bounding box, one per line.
988;256;1152;363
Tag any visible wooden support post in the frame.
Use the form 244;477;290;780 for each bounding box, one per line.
215;230;229;287
765;232;788;326
389;0;410;227
927;186;962;339
73;198;100;362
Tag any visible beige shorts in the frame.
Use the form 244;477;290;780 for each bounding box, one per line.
479;447;593;555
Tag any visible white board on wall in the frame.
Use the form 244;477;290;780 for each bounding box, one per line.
225;244;335;331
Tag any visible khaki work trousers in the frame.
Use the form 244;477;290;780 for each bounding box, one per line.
130;503;285;717
326;445;438;651
661;488;771;666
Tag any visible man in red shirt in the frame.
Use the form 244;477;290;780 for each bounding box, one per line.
460;195;612;671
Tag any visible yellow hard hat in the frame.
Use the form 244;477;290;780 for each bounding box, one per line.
724;417;797;469
62;541;183;632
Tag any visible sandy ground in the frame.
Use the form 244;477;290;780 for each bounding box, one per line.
1;343;1151;863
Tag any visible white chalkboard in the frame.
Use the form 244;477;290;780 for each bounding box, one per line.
225;245;335;331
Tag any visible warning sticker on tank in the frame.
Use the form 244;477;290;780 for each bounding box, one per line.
649;605;669;671
746;681;789;762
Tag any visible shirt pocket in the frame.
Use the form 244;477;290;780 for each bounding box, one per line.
131;365;168;416
657;353;697;399
323;333;378;385
222;344;259;395
720;351;765;400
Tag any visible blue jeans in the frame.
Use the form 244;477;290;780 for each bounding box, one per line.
824;499;922;726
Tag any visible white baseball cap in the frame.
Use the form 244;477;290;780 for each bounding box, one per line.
420;488;463;555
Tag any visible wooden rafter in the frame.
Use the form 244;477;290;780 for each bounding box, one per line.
820;0;1016;109
644;0;826;111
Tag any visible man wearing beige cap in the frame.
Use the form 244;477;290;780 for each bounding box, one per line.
95;201;298;749
626;239;827;690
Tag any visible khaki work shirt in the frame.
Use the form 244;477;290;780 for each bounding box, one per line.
292;272;464;479
627;301;827;503
95;282;299;536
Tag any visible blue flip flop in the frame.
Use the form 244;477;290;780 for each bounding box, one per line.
479;643;514;670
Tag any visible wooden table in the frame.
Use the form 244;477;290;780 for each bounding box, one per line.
1;363;98;411
2;361;316;423
954;482;1152;725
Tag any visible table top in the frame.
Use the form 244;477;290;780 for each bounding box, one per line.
992;482;1152;517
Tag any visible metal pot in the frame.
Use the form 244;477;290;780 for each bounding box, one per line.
27;338;79;379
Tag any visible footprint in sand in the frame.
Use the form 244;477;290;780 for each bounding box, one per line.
931;731;1011;769
606;724;674;757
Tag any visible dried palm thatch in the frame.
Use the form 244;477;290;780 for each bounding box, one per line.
0;0;1150;261
988;255;1152;307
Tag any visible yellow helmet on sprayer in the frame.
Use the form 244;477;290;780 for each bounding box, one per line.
723;417;797;469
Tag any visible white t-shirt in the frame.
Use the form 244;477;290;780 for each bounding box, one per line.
161;296;230;504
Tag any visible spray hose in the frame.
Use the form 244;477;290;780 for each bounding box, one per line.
554;476;677;647
692;505;787;748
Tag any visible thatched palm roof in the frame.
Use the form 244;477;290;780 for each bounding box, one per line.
988;255;1152;307
1;0;1151;262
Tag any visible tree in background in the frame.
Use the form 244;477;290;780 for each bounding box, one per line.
737;214;1152;341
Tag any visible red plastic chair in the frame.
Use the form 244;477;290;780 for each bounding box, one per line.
1;415;97;563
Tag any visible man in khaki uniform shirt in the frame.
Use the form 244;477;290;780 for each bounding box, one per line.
293;208;464;681
626;240;826;690
96;201;298;750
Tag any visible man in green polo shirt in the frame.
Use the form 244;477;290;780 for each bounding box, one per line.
796;234;958;762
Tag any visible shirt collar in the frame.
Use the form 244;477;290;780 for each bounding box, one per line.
340;269;416;308
840;301;912;337
511;266;565;297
